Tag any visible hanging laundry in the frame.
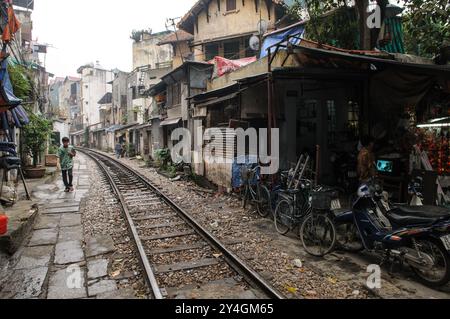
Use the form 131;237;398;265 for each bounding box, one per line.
1;4;21;42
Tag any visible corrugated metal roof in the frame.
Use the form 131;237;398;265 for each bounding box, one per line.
158;30;193;45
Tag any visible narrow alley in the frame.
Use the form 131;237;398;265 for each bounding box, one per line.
0;0;449;304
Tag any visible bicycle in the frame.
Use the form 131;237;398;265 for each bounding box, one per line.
299;188;340;257
273;178;314;235
241;165;272;218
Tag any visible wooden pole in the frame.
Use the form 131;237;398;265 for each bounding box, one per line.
315;145;320;187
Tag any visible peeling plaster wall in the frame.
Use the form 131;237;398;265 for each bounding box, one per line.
132;33;174;70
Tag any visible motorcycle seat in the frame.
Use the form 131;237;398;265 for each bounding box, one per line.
392;205;450;218
387;206;450;227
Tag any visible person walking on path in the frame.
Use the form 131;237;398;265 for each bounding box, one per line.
115;141;123;159
57;137;77;192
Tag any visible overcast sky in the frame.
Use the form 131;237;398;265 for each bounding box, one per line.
31;0;197;78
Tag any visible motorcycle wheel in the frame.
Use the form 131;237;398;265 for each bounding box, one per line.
410;238;450;287
335;222;364;252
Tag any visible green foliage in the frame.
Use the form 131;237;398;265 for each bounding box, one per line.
127;144;136;157
288;0;377;50
403;0;450;57
288;0;449;57
8;63;32;101
166;164;178;178
154;148;171;169
48;144;59;155
22;112;53;167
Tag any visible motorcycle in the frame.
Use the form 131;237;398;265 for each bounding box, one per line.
334;180;450;287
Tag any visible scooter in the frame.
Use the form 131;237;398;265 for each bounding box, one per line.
335;180;450;287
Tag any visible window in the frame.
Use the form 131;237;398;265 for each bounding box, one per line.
205;43;219;61
134;111;138;122
226;0;236;11
71;83;77;95
327;100;337;146
244;36;256;57
348;101;360;137
169;82;181;106
224;41;240;60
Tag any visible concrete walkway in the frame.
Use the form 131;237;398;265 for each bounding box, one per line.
0;154;119;299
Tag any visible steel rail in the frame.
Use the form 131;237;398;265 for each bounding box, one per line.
80;148;284;299
81;149;163;299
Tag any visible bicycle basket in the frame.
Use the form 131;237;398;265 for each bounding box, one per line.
240;166;257;182
311;189;339;210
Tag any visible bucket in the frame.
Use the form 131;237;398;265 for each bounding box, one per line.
0;214;8;235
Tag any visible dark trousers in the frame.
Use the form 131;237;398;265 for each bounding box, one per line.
62;169;73;189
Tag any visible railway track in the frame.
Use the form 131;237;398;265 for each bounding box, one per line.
80;148;284;300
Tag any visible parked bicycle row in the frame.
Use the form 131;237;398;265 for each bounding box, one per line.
239;154;450;288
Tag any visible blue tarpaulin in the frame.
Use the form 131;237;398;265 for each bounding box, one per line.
232;155;260;189
0;59;22;108
260;25;305;59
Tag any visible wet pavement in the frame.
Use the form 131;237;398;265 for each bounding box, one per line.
0;154;130;299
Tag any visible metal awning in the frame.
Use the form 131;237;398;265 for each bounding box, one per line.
293;45;450;76
134;123;152;130
105;124;124;133
92;128;106;133
160;118;182;127
197;92;239;108
70;130;84;136
114;123;139;132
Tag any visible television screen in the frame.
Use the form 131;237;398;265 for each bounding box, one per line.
377;160;394;173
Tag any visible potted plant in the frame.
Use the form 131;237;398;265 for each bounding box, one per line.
45;144;59;167
22;112;53;178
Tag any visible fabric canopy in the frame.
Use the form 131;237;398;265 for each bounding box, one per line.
260;25;305;59
211;56;257;78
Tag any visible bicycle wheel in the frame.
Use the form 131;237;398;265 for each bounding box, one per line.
256;185;272;218
274;199;293;235
242;184;250;209
335;222;364;252
300;213;336;257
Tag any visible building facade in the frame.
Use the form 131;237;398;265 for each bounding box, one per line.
77;63;113;127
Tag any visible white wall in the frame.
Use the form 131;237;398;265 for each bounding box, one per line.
80;67;113;126
53;121;70;144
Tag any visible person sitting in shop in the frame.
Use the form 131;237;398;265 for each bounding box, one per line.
357;136;377;183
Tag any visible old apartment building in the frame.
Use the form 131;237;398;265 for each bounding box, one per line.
77;63;114;127
178;0;289;62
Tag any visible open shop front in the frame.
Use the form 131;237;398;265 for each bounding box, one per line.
365;54;450;205
270;43;450;204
